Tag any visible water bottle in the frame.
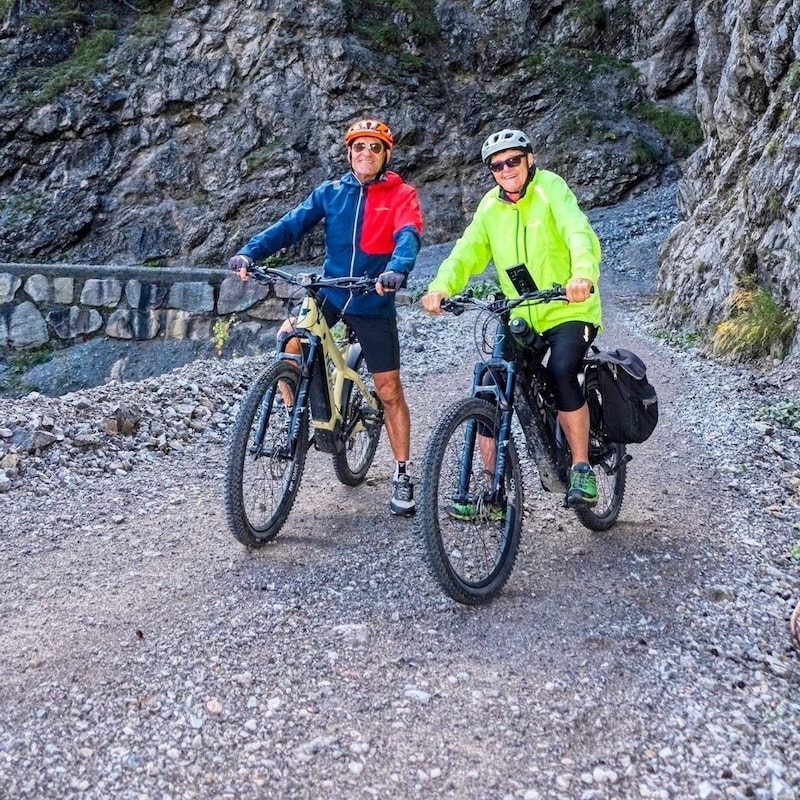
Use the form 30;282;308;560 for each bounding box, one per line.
509;317;536;347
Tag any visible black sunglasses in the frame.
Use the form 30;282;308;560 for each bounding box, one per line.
489;154;525;173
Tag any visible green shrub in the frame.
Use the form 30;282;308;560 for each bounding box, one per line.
561;113;595;138
634;101;703;158
755;399;800;431
523;46;636;90
0;346;54;394
468;279;501;299
344;0;438;64
212;315;238;357
631;137;660;165
28;9;90;35
652;328;702;350
575;0;603;27
243;144;283;175
132;5;170;38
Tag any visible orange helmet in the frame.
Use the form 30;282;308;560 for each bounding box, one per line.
344;119;393;148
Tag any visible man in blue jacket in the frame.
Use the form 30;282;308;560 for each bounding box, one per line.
228;119;423;516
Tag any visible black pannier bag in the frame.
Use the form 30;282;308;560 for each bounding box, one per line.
584;348;659;444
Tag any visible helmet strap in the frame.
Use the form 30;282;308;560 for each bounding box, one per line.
499;163;536;201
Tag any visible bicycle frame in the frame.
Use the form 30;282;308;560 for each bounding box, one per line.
275;284;379;455
464;316;567;500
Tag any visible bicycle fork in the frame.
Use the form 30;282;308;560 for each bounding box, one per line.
247;340;315;462
460;359;516;506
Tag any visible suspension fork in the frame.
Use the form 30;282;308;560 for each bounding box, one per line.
274;333;321;456
488;366;517;503
467;351;518;503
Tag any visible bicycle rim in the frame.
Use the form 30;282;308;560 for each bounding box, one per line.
574;437;626;531
418;398;524;605
224;361;308;547
332;355;383;486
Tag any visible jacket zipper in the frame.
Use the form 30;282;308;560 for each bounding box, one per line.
349;184;365;278
515;206;527;264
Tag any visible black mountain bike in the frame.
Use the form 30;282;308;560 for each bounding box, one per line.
224;267;383;547
417;287;629;605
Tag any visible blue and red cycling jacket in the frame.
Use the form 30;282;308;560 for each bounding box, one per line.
237;170;423;317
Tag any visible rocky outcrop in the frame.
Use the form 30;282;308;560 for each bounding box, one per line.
5;1;797;355
657;0;800;350
0;0;695;271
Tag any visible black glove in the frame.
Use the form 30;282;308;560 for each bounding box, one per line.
228;254;253;273
377;271;406;291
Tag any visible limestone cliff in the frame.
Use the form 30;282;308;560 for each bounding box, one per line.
657;0;800;353
0;0;693;268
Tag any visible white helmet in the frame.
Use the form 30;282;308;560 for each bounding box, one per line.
481;129;532;163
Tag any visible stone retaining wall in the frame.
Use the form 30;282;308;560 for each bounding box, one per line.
0;262;294;351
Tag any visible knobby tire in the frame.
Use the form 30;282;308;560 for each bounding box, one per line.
418;397;524;605
225;361;308;547
573;433;627;532
332;353;383;486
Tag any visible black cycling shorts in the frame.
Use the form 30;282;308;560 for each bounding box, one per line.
321;304;400;374
542;321;597;412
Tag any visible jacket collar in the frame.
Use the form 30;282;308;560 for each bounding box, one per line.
341;170;402;189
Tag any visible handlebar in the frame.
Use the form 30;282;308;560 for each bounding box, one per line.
249;265;377;294
441;286;568;316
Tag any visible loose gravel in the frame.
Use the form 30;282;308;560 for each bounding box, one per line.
1;183;799;800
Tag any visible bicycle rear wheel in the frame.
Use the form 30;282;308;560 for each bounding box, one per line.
332;353;383;486
418;397;524;605
573;433;627;531
225;361;309;547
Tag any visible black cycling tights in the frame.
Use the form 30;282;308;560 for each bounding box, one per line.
542;321;597;412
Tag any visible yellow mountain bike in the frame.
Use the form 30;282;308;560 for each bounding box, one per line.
224;267;384;547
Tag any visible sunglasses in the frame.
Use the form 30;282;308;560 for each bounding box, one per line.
351;141;385;154
489;154;525;173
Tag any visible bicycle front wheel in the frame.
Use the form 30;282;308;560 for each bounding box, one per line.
225;361;309;547
332;353;383;486
573;435;627;531
418;398;524;605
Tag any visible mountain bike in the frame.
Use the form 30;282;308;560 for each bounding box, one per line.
417;287;629;605
224;267;384;547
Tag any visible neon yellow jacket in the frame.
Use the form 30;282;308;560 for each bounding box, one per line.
428;168;602;334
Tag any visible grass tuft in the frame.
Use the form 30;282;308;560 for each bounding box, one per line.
712;281;796;360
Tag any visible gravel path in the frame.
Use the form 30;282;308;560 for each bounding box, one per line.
1;184;799;800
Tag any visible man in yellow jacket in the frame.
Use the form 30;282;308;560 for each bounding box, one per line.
421;128;602;507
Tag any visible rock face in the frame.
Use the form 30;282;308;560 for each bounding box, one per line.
1;1;797;352
657;0;800;348
0;0;692;269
